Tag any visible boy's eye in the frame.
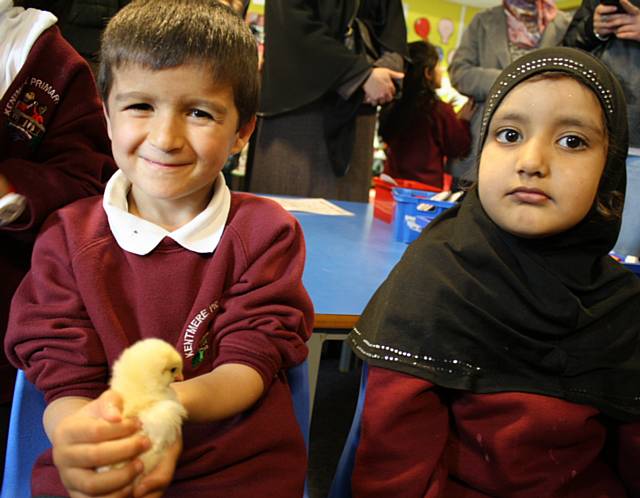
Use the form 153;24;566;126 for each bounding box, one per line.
125;103;152;112
495;128;521;144
558;135;587;150
189;108;214;120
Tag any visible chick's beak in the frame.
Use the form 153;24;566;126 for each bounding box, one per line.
174;371;184;382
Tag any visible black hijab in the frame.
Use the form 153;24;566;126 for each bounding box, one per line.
350;47;640;421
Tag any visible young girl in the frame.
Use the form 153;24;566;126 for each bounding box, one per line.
379;40;474;189
349;47;640;497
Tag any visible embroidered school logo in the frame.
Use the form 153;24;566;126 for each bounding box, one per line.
182;301;220;368
4;77;60;146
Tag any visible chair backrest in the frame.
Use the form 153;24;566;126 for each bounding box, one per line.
0;370;49;498
327;362;369;498
1;363;312;498
287;360;311;449
287;360;311;498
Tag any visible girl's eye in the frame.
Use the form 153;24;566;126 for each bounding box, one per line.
558;135;587;150
495;128;521;144
189;108;213;120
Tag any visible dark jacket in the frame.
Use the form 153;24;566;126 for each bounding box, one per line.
21;0;130;63
563;0;640;149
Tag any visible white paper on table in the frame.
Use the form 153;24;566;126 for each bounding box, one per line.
267;197;354;216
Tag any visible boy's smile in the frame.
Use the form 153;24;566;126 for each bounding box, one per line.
478;76;607;238
104;63;254;230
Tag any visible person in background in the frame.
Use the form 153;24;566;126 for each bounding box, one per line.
379;40;474;190
5;1;313;496
17;0;131;74
0;0;115;482
349;47;640;497
563;0;640;258
248;0;407;202
448;0;571;186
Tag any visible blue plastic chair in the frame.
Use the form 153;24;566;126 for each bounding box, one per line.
1;370;49;498
1;363;312;498
327;362;369;498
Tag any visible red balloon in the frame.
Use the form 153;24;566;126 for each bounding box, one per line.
414;17;431;39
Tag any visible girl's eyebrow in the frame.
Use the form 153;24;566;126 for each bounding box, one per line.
491;111;528;124
553;117;605;137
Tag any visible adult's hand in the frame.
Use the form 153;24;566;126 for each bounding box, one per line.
593;0;640;41
593;2;627;37
363;68;404;106
615;0;640;41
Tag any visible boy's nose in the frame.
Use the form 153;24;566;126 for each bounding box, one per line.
516;139;549;177
148;114;184;152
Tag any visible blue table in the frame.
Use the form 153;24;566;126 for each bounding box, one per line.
293;200;407;410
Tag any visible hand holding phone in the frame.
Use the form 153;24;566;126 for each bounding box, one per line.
600;0;621;13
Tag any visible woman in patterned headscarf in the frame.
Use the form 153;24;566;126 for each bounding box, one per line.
448;1;571;186
504;0;560;50
349;47;640;497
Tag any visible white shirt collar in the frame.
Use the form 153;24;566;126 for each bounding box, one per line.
103;170;231;255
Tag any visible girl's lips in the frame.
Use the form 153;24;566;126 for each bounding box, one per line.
509;187;550;204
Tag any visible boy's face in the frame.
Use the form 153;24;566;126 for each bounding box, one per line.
104;63;254;222
478;77;607;238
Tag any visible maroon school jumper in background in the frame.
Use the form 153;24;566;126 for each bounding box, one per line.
5;193;313;497
352;367;640;497
383;100;471;188
0;25;115;404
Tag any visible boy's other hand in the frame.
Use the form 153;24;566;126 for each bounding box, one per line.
363;68;404;106
51;390;150;497
133;436;183;498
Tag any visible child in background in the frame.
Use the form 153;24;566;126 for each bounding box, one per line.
379;40;474;189
349;47;640;497
0;0;115;478
5;1;313;497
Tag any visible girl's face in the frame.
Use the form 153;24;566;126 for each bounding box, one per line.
478;76;608;238
424;63;443;89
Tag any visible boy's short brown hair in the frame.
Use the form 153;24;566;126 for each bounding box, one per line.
98;0;258;128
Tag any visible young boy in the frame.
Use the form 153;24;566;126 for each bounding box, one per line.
4;1;314;497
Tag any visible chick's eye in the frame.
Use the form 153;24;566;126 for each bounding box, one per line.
496;128;521;144
558;135;587;150
170;367;177;374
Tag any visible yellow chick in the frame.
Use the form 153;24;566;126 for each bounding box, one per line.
108;338;187;475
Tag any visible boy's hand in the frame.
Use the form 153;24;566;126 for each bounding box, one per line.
51;390;150;497
133;436;183;498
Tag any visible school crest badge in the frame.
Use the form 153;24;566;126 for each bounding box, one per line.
4;77;60;146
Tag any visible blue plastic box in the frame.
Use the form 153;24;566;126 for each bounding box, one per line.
391;188;455;243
